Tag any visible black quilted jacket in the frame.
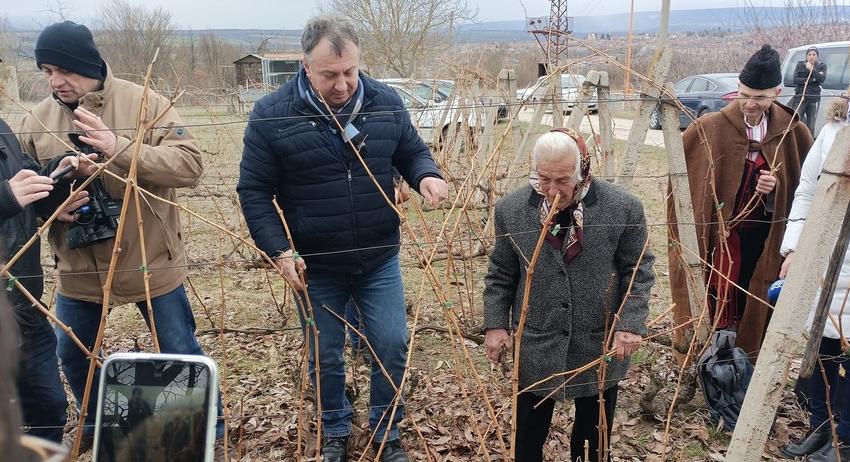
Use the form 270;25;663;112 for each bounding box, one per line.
238;74;441;273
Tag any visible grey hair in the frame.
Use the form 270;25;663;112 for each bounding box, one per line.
301;15;360;61
532;131;583;182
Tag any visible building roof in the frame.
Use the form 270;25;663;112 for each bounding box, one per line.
233;52;302;64
262;52;302;61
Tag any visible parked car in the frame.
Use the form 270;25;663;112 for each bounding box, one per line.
408;78;510;121
433;79;509;120
381;78;451;103
379;79;483;146
381;78;508;121
649;73;739;130
780;41;850;136
515;73;598;113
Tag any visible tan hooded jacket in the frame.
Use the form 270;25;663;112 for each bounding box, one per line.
19;66;202;304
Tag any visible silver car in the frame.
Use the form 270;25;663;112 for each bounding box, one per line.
379;79;483;146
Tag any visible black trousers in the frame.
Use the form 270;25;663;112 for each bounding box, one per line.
791;94;820;136
515;386;618;462
735;223;771;326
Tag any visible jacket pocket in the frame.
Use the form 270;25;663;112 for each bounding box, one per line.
275;120;321;140
272;121;324;159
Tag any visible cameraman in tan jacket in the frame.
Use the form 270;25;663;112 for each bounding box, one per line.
18;21;222;451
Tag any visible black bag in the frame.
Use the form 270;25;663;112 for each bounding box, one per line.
698;330;754;431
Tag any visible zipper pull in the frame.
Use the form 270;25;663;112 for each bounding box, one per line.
347;169;352;182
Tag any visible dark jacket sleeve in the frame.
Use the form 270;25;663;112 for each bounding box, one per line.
0;119;28;219
0;126;59;219
236;101;289;259
793;62;808;86
0;152;71;220
813;62;827;84
612;196;655;335
390;96;442;193
483;199;520;331
0;180;22;219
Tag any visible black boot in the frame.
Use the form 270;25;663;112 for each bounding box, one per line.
322;436;349;462
781;423;831;459
373;439;410;462
805;439;850;462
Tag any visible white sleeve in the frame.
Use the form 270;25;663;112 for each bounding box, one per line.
780;124;831;255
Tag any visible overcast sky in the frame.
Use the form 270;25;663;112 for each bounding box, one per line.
4;0;830;30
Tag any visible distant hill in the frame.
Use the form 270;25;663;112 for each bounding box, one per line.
9;6;848;45
170;29;303;51
457;6;850;40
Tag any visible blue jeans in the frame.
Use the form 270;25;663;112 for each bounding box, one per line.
811;337;850;439
345;299;363;350
16;315;68;443
300;255;408;441
54;285;224;438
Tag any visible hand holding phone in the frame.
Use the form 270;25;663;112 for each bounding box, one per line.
92;353;219;462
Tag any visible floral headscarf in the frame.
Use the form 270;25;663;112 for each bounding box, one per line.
529;128;593;264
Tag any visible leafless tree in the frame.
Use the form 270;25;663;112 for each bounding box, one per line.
325;0;477;77
742;0;850;50
253;37;272;56
0;15;10;61
197;33;239;86
41;0;72;22
94;0;174;83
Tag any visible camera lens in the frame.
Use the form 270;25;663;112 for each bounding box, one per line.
75;204;95;224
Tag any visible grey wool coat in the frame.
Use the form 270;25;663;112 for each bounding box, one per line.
483;182;655;400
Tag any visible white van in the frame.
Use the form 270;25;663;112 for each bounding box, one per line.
780;41;850;136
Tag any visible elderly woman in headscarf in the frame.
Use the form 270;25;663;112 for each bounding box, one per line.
483;128;656;462
779;87;850;462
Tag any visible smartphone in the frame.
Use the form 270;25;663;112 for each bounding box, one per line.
92;353;219;462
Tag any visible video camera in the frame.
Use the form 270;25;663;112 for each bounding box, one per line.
65;133;123;250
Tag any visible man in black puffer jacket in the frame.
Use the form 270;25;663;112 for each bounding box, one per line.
0;117;93;443
238;15;447;462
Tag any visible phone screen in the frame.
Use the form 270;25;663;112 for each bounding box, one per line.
94;355;216;462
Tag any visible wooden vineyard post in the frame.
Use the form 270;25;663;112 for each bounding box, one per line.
662;83;708;345
594;72;615;179
798;202;850;378
565;70;601;131
497;69;523;156
616;0;672;189
726;127;850;460
550;70;564;128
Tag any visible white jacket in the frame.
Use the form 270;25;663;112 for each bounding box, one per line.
780;121;850;339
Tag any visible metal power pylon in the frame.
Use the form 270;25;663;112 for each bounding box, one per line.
527;0;573;71
527;0;573;123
